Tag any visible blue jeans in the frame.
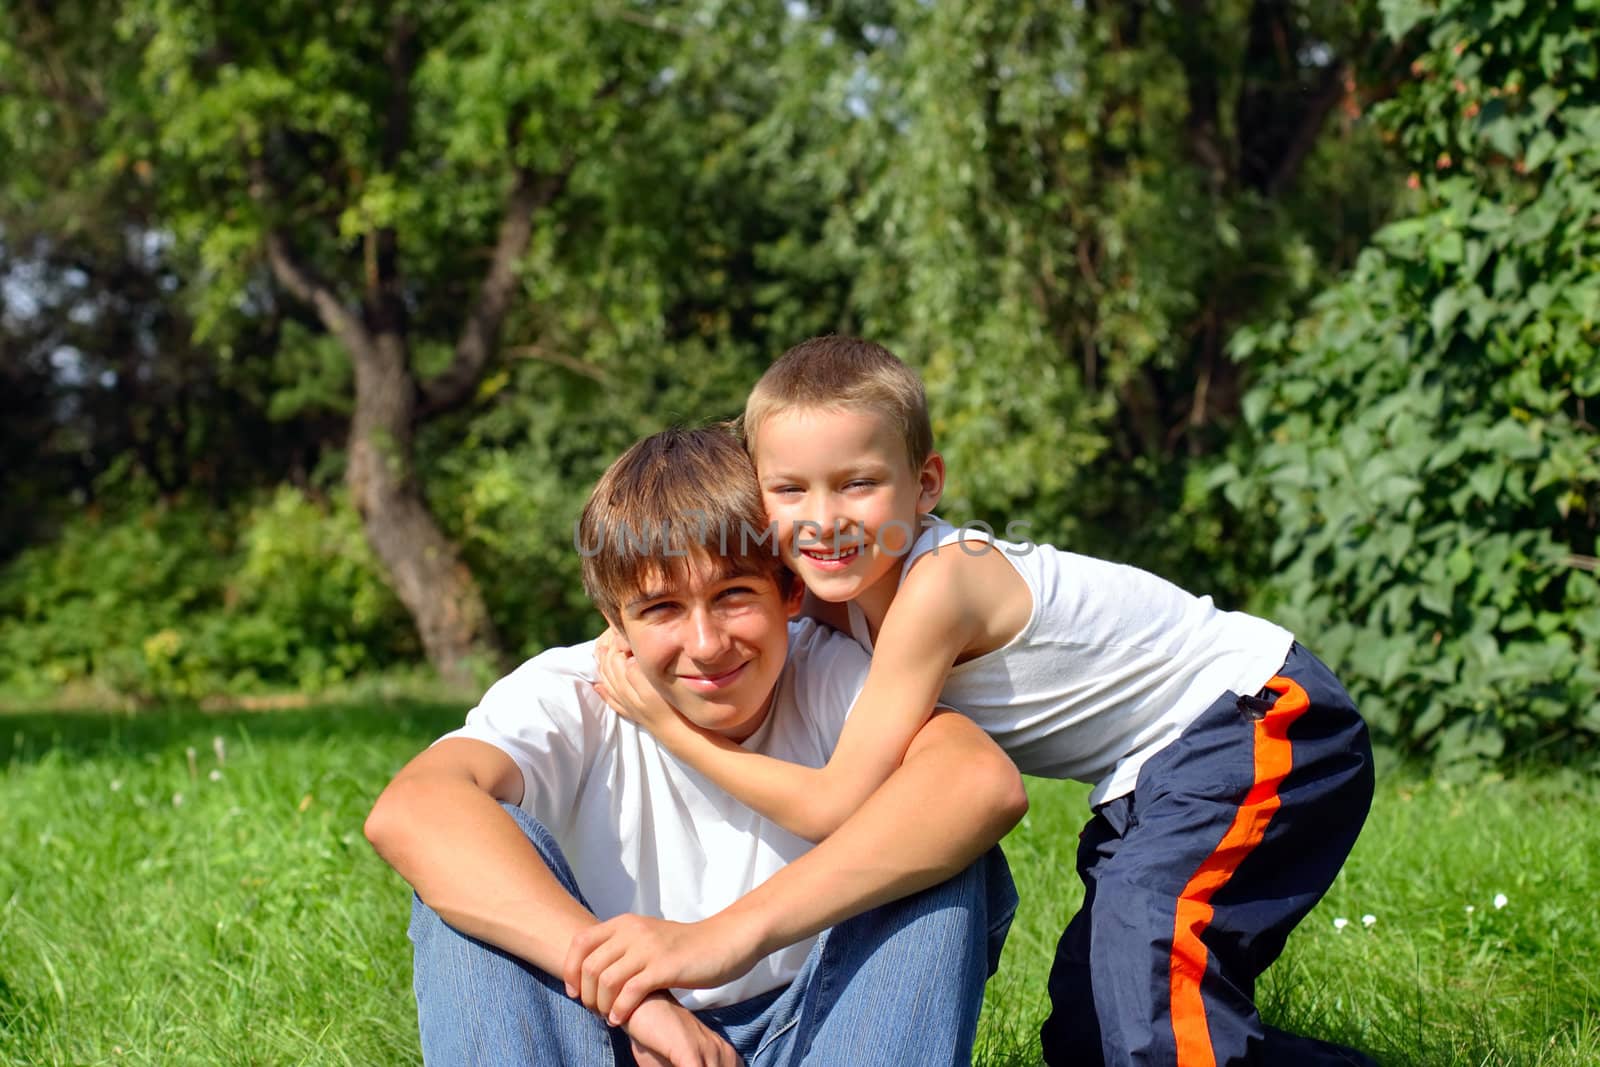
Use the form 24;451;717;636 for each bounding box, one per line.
410;803;1017;1066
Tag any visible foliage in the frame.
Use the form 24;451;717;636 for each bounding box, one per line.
1226;0;1600;772
772;0;1402;592
2;0;874;676
0;2;351;560
0;487;415;700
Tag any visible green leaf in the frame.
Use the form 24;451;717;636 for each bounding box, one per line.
1431;288;1468;335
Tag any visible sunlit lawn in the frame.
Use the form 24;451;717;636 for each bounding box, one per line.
3;702;1596;1065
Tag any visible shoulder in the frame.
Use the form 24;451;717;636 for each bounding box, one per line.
899;537;1026;620
785;617;871;679
464;639;604;740
782;617;872;714
896;536;1033;658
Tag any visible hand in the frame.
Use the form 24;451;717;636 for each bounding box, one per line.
564;912;761;1025
622;992;742;1067
593;627;686;738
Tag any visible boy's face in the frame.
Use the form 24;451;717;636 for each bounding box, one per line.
614;555;802;742
752;406;943;616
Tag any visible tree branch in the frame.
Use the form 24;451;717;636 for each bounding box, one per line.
1173;0;1230;189
262;228;371;358
1262;60;1349;197
416;163;571;419
247;156;373;359
504;342;612;384
366;13;417;324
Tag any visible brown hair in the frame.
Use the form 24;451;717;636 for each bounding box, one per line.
578;425;790;623
742;336;933;470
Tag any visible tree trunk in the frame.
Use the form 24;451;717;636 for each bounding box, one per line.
254;78;562;685
346;329;499;687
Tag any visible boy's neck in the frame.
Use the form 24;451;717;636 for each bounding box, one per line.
851;565;904;642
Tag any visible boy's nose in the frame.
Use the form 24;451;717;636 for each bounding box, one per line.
686;609;733;659
814;499;857;544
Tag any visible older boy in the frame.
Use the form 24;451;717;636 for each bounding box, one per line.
587;339;1377;1066
364;426;1025;1066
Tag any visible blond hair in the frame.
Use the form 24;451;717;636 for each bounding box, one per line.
578;425;789;623
742;336;932;470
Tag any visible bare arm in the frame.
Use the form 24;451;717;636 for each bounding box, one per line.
365;738;740;1066
720;706;1026;947
364;737;598;973
566;708;1029;1023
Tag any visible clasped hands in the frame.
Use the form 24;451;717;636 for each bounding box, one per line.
563;912;760;1067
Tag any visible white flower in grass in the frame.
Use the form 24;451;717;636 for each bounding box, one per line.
1332;917;1350;932
172;792;184;808
1361;914;1377;928
1493;893;1508;909
1465;905;1475;914
209;769;223;782
110;778;123;792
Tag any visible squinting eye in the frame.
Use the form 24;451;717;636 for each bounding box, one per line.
844;480;877;490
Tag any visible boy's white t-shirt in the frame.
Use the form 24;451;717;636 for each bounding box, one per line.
847;520;1294;808
438;617;868;1009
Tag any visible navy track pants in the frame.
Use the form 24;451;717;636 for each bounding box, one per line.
1039;643;1378;1067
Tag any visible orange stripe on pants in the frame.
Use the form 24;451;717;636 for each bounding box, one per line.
1168;676;1311;1067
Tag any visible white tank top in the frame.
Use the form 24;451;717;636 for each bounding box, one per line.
846;520;1294;806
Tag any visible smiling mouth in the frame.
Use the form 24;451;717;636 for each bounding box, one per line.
679;662;748;691
800;545;860;565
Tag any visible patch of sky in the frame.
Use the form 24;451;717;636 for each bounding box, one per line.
861;24;898;48
3;273;43;320
1298;40;1334;68
49;346;91;386
843;64;882;120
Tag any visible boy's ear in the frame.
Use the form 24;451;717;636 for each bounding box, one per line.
782;576;806;618
916;452;945;514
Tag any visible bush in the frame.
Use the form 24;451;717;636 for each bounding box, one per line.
0;488;417;700
1222;0;1600;773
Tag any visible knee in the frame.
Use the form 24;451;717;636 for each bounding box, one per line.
917;848;1012;928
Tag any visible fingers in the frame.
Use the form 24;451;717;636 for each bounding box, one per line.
607;965;660;1026
565;919;661;1021
594;643;640;717
621;656;650;696
597;956;649;1020
563;922;605;997
580;938;632;1015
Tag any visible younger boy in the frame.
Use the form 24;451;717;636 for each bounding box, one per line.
585;340;1377;1066
364;425;1024;1066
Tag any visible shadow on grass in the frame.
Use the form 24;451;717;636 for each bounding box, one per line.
0;699;468;767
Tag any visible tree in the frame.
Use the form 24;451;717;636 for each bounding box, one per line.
2;0;817;683
1225;0;1600;771
774;0;1409;592
0;2;338;555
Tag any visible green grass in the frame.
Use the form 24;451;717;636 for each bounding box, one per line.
3;704;1597;1066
